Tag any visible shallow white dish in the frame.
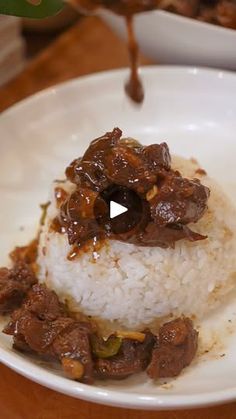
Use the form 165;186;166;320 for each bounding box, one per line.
100;10;236;70
0;66;236;410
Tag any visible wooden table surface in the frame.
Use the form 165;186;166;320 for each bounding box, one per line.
0;15;235;419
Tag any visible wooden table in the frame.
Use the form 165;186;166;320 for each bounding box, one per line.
0;15;236;419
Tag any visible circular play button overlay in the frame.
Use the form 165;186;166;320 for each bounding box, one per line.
94;185;144;235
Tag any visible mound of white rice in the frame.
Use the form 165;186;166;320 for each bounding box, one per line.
37;156;236;330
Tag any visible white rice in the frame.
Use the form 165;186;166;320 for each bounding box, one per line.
37;156;236;330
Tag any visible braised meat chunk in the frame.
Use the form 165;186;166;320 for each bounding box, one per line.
4;284;94;383
52;321;94;383
66;129;171;195
66;128;122;191
127;222;206;248
0;263;37;314
58;188;103;245
23;283;65;321
147;318;198;379
149;174;210;227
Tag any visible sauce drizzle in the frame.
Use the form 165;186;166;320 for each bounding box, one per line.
125;16;144;104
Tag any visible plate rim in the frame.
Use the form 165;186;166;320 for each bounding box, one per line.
1;65;236;120
1;343;236;410
1;65;236;410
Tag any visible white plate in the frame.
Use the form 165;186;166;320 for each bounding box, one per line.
0;66;236;410
100;10;236;70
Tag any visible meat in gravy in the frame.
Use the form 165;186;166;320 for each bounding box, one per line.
56;128;210;250
3;283;198;383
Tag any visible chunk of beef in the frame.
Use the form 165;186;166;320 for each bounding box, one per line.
124;222;206;248
52;322;94;383
12;311;74;355
23;284;64;321
65;128;171;195
95;331;155;379
104;142;171;194
61;188;98;220
3;284;94;383
4;286;73;354
103;143;170;194
142;143;171;173
66;128;122;191
0;263;37;314
147;318;198;379
104;145;156;194
149;174;210;226
57;188;104;246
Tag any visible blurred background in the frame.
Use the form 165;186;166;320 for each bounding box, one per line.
0;5;78;86
0;0;236;87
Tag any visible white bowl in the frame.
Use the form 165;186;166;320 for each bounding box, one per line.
100;10;236;70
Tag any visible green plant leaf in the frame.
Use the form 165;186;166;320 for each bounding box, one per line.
0;0;65;19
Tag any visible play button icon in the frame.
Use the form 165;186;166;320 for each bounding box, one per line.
110;201;128;219
94;185;144;235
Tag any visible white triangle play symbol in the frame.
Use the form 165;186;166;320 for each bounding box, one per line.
110;201;128;219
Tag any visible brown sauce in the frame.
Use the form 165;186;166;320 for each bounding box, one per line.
125;16;144;104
